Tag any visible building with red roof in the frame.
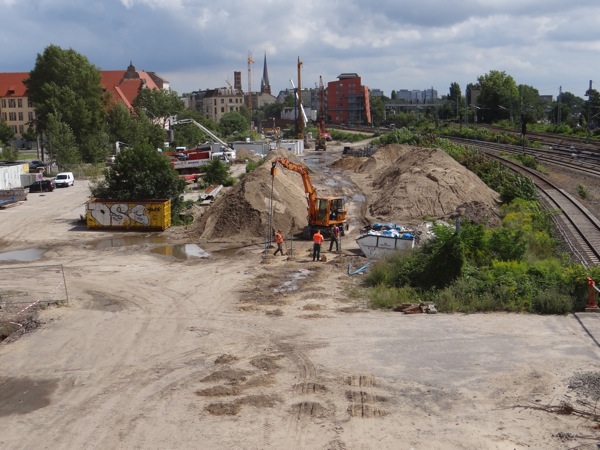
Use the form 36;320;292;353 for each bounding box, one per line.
0;62;167;139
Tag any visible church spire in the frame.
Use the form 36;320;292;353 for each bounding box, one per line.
260;52;271;95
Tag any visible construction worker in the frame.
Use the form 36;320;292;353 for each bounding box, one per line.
312;229;324;261
274;229;284;256
329;224;340;252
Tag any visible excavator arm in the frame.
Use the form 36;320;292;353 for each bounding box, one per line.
271;157;348;238
271;158;316;200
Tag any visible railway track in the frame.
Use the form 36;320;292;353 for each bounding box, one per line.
447;137;600;179
456;140;600;267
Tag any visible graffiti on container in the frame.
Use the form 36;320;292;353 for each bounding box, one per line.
88;202;151;227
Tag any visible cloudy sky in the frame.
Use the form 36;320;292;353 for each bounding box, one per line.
2;0;600;99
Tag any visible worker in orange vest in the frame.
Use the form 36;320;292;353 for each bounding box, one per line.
312;229;324;261
274;229;284;256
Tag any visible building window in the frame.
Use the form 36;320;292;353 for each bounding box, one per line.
19;125;24;134
8;99;16;108
28;99;33;108
17;99;23;108
221;107;225;113
18;112;23;121
9;112;17;121
1;112;6;121
28;112;34;121
1;99;5;108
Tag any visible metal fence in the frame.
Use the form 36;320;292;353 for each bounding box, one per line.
0;264;68;331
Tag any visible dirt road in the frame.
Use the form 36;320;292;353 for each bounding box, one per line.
1;155;600;449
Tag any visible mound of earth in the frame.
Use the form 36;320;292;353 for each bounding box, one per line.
235;148;262;162
354;144;501;227
191;149;311;243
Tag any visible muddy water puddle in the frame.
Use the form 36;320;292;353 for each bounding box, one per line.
273;269;310;293
151;244;210;260
0;248;46;262
93;236;210;260
92;235;168;249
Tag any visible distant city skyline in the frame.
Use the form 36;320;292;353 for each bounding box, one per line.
2;1;598;100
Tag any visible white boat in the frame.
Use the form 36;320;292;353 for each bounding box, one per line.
355;225;415;259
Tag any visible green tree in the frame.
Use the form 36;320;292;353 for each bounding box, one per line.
476;70;519;123
261;102;285;122
0;118;14;147
518;84;544;124
25;45;108;163
584;87;600;133
201;158;233;185
91;144;186;214
106;104;168;151
0;146;19;162
133;88;184;129
45;113;80;169
219;111;249;139
21;124;38;145
370;95;385;126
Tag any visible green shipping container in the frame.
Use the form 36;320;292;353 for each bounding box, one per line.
86;198;171;231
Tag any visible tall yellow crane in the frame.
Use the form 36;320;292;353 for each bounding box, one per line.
247;51;255;119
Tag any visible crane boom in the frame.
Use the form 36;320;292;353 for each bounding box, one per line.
171;118;230;149
289;79;308;125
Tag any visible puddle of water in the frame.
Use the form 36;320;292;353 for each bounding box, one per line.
151;244;210;260
352;194;366;202
273;269;310;293
92;235;167;250
0;248;46;262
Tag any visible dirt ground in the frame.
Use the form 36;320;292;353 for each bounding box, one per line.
1;142;600;449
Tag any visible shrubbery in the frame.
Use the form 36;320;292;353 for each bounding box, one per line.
363;129;600;314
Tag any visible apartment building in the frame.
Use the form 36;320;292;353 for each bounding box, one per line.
327;73;371;125
200;87;246;123
0;72;35;138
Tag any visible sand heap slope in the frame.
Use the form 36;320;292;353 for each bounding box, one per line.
357;144;501;227
193;149;311;242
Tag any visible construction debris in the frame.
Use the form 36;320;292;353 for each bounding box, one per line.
393;303;437;314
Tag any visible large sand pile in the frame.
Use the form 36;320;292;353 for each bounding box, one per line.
193;149;311;243
192;143;502;244
352;144;501;227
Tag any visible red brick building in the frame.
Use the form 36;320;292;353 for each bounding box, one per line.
326;73;371;125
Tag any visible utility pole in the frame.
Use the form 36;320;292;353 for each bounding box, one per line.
297;57;304;140
557;86;562;125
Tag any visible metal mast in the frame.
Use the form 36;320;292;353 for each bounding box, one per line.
247;51;254;119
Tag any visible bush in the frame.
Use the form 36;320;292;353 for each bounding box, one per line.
369;285;422;309
531;287;574;315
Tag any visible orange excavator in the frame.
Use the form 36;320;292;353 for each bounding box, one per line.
271;157;348;238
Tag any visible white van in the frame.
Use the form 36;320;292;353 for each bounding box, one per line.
54;172;75;187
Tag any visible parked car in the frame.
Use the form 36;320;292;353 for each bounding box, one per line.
29;179;55;192
28;160;47;173
54;172;75;187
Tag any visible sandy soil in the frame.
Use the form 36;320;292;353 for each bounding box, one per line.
1;145;600;450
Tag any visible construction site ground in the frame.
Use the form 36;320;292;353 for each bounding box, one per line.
1;142;600;450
